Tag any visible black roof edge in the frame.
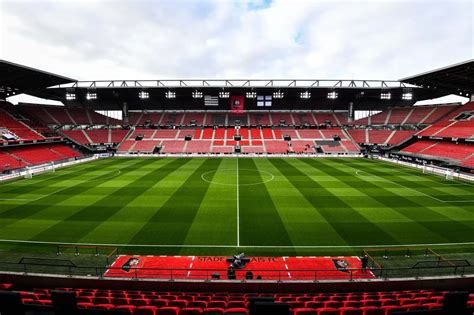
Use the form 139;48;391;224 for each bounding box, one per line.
399;59;474;82
0;59;76;83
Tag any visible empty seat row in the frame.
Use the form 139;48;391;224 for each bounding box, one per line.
8;287;470;315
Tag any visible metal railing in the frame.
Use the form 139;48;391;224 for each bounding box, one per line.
0;260;471;282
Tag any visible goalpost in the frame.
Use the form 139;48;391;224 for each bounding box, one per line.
24;162;55;179
422;164;454;180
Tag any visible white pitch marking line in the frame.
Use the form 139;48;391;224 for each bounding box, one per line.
187;262;193;277
200;169;274;186
236;158;240;247
355;169;474;203
2;239;474;248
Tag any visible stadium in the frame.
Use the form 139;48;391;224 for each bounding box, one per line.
0;1;474;314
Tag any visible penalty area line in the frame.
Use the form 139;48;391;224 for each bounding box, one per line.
355;170;474;203
1;239;474;249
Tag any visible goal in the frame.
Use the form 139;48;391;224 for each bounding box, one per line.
24;162;55;179
422;164;454;180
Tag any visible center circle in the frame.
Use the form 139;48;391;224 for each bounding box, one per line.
201;169;275;186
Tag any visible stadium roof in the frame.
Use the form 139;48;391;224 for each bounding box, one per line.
0;59;75;98
1;59;465;110
41;78;443;111
400;59;474;97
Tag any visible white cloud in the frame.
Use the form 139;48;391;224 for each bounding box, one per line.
0;0;472;87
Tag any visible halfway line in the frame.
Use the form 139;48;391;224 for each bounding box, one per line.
236;157;240;247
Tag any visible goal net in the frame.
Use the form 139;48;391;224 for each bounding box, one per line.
445;169;454;180
422;165;454;180
24;162;55;179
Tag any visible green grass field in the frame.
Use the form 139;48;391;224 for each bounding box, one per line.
0;157;473;258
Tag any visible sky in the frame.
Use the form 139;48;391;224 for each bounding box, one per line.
0;0;473;105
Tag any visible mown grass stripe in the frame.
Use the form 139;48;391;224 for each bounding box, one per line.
376;159;474;201
0;158;145;224
351;159;474;202
28;158;190;243
254;158;349;249
327;158;474;243
302;158;449;244
238;158;295;249
270;158;399;246
129;158;223;245
0;158;120;195
180;158;238;248
368;159;474;192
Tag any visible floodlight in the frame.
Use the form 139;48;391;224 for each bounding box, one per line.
273;90;284;99
402;92;413;100
139;91;149;99
380;92;391;100
219;91;230;98
165;91;176;98
66;93;76;101
192;90;203;98
86;92;97;100
246;92;257;98
327;91;338;99
300;91;311;99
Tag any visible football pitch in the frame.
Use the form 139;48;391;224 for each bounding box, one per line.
0;157;473;256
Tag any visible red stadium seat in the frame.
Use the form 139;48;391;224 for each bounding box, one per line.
227;301;247;308
157;307;180;315
212;296;228;302
340;308;363;315
202;308;225;315
304;301;324;308
194;296;211;302
425;303;443;310
224;308;249;315
149;299;169;307
324;301;343;308
179;308;203;315
0;283;13;290
77;302;94;309
168;299;188;308
293;308;317;315
360;307;384;315
208;301;227;308
114;305;136;314
135;306;159;315
316;308;338;315
344;301;363;308
130;299;150;306
93;297;111;304
407;305;428;311
93;304;115;310
382;306;405;314
188;301;207;308
112;297;130;305
363;300;381;307
380;299;399;306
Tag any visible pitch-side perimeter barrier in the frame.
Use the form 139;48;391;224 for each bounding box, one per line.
376;156;474;182
0;252;472;282
363;247;471;279
115;153;363;158
0;154;110;183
